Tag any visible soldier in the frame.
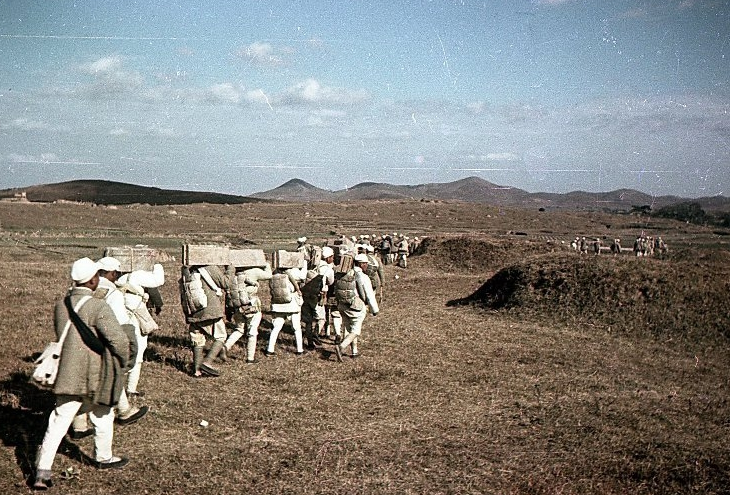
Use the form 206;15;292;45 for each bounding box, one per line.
265;265;306;356
224;262;272;363
180;264;230;377
364;244;384;303
610;238;622;255
396;235;409;268
592;238;601;255
34;258;132;489
95;257;149;425
116;261;164;398
332;253;379;361
301;246;336;350
379;234;392;265
579;236;588;254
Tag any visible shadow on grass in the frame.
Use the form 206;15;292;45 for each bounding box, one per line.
0;372;88;489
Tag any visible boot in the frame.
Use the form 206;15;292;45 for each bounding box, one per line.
200;341;223;376
192;346;205;376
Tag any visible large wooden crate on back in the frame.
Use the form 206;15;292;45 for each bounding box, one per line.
229;248;267;268
104;246;158;272
271;250;305;270
335;253;354;273
181;244;230;266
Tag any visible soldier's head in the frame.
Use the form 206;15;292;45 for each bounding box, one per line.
97;256;122;282
71;257;102;290
297;236;307;246
322;246;335;263
354;253;369;269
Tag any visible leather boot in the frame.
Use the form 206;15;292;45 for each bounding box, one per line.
200;341;223;376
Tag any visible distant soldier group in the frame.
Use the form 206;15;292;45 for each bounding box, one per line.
571;234;668;257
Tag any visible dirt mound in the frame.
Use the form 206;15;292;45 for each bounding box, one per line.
419;235;557;271
448;252;730;343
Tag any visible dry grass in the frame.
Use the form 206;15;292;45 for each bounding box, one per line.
0;201;729;494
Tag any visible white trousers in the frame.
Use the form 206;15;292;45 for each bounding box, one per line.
226;311;263;360
37;395;116;470
339;308;366;355
267;312;302;353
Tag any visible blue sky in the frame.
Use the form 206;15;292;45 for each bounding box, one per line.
1;0;728;198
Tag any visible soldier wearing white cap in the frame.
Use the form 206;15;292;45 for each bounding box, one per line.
332;253;379;361
301;246;336;349
396;236;409;268
34;258;132;489
115;262;164;394
71;257;148;433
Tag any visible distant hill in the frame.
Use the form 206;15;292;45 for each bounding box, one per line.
0;180;263;206
253;176;730;211
250;178;333;201
3;177;730;211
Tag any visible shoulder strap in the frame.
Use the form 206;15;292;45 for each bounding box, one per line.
198;267;221;294
64;296;105;354
58;295;92;346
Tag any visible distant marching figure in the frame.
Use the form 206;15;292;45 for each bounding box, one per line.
610;238;622;255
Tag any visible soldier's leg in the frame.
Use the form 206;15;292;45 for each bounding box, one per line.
225;312;246;351
291;312;304;353
246;311;262;362
267;315;285;354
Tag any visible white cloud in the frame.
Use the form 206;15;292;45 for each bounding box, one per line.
3;118;49;130
109;128;129;136
208;83;242;104
237;42;287;68
281;78;370;106
81;56;123;74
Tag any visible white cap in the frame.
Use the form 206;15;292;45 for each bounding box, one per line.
365;244;374;252
322;246;334;258
297;236;307;243
354;253;369;263
97;256;121;272
71;257;101;284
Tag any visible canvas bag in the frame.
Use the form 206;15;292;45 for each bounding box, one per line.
119;283;159;336
32;295;92;387
180;266;208;313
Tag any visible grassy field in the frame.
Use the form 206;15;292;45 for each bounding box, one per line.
0;201;728;494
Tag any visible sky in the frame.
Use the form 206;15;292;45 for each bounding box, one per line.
0;0;728;199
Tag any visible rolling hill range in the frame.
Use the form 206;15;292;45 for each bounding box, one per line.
0;180;264;206
2;177;729;211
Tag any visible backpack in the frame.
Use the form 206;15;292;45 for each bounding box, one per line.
334;269;357;305
226;272;251;310
269;273;292;304
301;269;324;299
180;266;207;314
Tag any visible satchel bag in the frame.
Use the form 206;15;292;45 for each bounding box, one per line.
132;299;159;336
32;295;92;387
